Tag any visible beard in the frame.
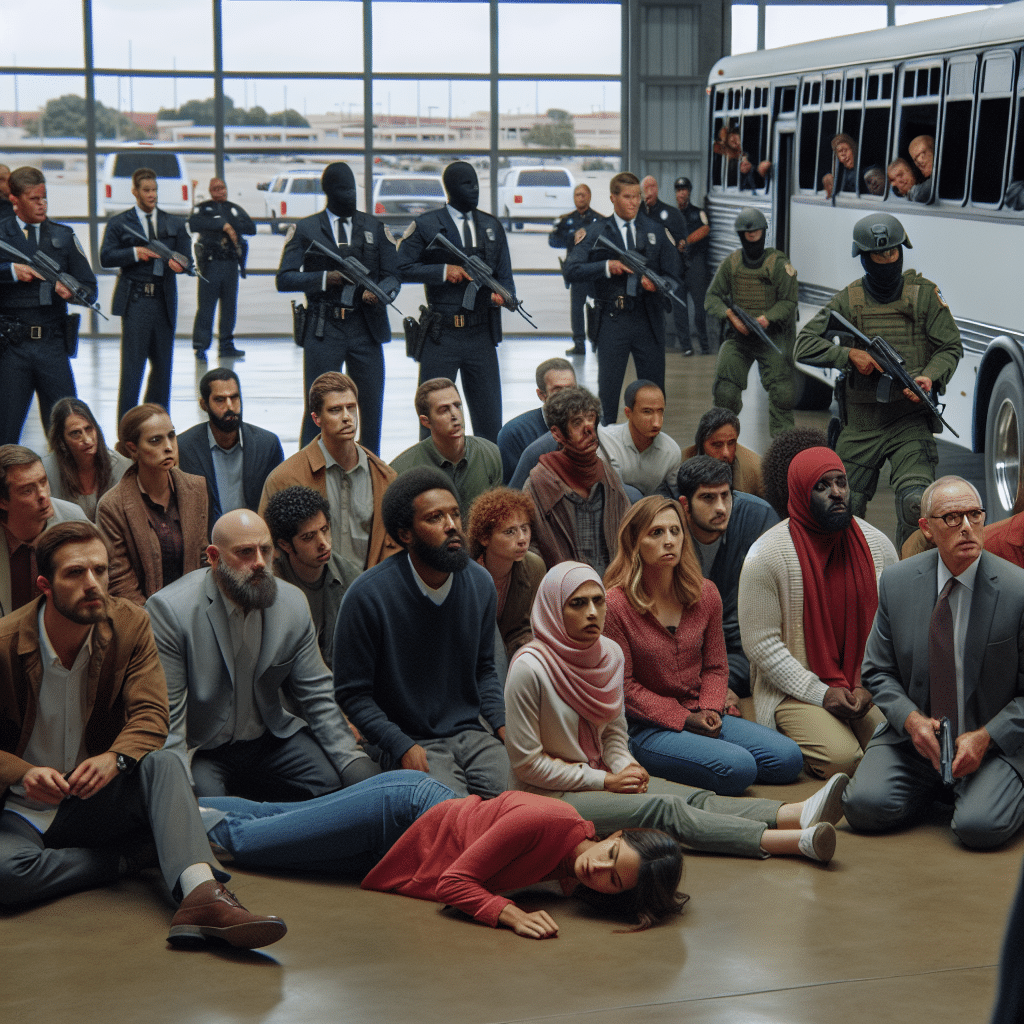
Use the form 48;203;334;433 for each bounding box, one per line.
410;529;470;574
214;559;277;612
52;590;109;626
208;409;242;434
811;502;853;533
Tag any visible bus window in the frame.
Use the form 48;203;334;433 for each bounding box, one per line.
798;77;821;190
971;50;1015;206
1008;88;1024;211
861;68;894;198
938;55;977;202
896;61;941;202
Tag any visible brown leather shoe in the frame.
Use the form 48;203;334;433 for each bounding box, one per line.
168;881;287;949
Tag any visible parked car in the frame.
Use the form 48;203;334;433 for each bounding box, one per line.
496;166;575;230
264;168;326;233
371;174;446;235
100;147;191;216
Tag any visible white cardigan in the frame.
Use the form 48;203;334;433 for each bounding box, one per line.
504;650;635;795
737;517;897;731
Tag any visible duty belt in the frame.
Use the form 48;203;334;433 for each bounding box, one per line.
596;295;636;314
433;310;490;329
131;282;159;299
325;304;355;320
3;321;60;343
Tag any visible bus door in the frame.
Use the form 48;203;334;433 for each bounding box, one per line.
772;124;795;255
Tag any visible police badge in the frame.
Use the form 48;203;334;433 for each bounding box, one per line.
485;227;496;241
365;230;375;245
647;232;657;245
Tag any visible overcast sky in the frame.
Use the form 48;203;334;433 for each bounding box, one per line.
1;2;989;119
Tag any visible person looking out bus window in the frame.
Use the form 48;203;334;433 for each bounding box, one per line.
823;134;858;198
794;214;962;549
907;137;935;203
886;158;918;198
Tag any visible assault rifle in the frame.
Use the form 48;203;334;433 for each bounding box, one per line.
727;303;782;356
304;238;403;315
823;310;959;437
0;238;107;319
427;232;536;328
121;223;205;281
594;233;688;315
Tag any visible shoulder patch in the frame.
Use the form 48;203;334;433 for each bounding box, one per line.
785;262;797;277
284;224;297;245
663;228;674;245
384;225;397;246
573;227;586;245
401;220;417;241
699;210;709;226
659;209;668;221
72;234;86;255
935;285;948;308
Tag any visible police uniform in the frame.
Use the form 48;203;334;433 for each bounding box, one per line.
705;247;798;437
549;205;601;352
563;210;675;424
396;206;514;444
100;206;191;422
796;271;962;547
676;200;711;353
0;215;96;443
276;209;399;455
188;196;256;357
643;197;687;351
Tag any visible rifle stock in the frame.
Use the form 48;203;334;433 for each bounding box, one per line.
0;238;106;319
305;238;403;315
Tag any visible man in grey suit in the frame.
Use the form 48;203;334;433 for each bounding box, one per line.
843;475;1024;849
176;368;284;520
147;508;378;799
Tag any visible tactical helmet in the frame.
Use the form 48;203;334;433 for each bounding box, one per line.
851;213;912;257
734;208;768;233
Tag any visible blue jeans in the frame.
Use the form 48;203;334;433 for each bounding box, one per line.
629;716;803;796
204;771;455;875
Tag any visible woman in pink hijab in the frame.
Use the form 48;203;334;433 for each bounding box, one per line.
504;562;847;863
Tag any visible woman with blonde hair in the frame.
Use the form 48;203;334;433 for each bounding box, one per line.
604;497;802;795
97;403;209;604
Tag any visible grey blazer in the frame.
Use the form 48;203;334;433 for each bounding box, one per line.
862;548;1024;775
146;567;367;781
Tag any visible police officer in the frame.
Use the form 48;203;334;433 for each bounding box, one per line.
549;183;600;356
705;208;798;438
396;160;515;444
674;177;711;355
563;172;676;425
640;175;687;354
0;166;97;444
795;213;961;548
100;167;192;422
276;161;399;455
189;177;255;360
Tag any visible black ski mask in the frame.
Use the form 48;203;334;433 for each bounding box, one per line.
322;162;358;219
739;231;766;267
443;162;479;214
860;248;904;304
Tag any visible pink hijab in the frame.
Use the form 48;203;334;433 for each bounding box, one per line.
510;561;625;769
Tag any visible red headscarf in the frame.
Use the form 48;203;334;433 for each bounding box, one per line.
787;448;878;691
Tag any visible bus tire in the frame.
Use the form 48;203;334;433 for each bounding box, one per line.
984;363;1024;522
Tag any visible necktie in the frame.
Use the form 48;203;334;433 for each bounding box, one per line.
626;220;636;250
929;577;959;734
462;213;473;250
146;213;164;277
337;218;348;246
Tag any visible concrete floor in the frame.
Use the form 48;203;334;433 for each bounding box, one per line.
5;328;1014;1024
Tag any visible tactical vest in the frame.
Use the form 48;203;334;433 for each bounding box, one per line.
844;274;931;414
729;249;781;316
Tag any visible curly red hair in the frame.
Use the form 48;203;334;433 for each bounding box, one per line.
466;487;536;558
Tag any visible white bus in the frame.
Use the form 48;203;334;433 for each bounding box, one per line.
705;2;1024;518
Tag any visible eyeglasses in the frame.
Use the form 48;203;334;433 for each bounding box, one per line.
928;508;985;528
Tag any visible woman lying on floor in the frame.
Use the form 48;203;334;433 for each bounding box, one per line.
503;561;847;862
199;771;686;938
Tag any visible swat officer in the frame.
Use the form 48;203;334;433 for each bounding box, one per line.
795;213;961;548
705;208;798;438
0;166;97;444
189;177;255;361
396;160;515;444
276;161;400;455
100;167;192;422
563;171;676;425
674;177;711;355
549;183;601;356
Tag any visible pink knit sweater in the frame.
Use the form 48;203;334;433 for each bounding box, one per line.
604;581;729;730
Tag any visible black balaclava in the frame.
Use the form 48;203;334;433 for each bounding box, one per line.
739;231;767;268
860;248;904;304
443;161;479;214
322;162;357;219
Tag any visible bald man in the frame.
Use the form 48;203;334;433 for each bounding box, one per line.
146;509;378;799
188;176;255;359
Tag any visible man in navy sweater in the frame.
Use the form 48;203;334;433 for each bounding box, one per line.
333;466;509;797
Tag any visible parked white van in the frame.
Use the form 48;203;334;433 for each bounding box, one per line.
496;166;575;230
100;147;192;216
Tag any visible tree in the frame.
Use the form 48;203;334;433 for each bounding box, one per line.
546;108;572;123
25;94;148;140
158;97;310;128
523;120;575;150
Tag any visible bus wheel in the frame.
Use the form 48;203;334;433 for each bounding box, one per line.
985;364;1024;522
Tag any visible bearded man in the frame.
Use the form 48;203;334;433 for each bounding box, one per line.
146;509;377;799
334;466;511;798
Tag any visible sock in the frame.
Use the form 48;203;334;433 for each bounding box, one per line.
179;862;216;899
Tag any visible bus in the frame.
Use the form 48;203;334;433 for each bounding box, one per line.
705;2;1024;518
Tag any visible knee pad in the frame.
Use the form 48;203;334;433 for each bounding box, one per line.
713;380;743;412
896;481;929;538
767;379;795;412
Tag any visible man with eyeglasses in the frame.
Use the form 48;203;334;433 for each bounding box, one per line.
842;475;1024;849
795;213;962;549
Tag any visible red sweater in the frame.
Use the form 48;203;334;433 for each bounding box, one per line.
361;791;595;927
604;581;729;730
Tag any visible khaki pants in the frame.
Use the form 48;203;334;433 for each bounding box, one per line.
774;697;885;779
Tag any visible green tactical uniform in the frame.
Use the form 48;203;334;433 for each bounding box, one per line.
705;248;799;437
796;269;962;548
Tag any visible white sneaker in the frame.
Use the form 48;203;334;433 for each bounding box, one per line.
798;822;836;864
799;773;850;829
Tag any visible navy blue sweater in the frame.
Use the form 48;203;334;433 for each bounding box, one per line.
334;553;504;763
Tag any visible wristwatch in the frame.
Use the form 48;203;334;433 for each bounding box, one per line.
115;753;137;774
